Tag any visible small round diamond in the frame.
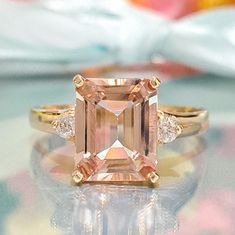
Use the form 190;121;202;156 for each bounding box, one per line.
158;115;181;143
53;115;75;139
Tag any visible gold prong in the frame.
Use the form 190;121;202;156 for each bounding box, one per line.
72;170;84;184
148;172;159;184
150;76;161;89
176;125;182;135
73;74;85;88
157;110;164;119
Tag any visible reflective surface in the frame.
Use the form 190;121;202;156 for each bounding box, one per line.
1;74;235;234
31;135;202;235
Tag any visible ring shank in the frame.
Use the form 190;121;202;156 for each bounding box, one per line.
159;105;208;138
30;104;208;139
30;105;73;135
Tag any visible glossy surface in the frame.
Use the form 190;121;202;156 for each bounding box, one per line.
0;74;235;234
31;135;202;234
75;78;158;182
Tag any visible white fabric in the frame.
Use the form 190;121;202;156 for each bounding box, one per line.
0;1;235;77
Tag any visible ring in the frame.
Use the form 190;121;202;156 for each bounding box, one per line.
30;75;208;185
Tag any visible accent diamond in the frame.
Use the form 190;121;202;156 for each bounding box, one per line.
158;114;181;143
53;115;75;139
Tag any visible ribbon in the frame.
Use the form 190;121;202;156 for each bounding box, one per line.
0;0;235;77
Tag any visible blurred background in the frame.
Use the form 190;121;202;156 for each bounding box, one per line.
0;0;235;234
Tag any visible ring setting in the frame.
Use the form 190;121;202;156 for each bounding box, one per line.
30;75;208;185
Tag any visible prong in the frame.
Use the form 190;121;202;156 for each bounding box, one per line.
176;125;182;135
149;76;161;89
73;74;85;88
157;110;164;119
72;170;84;184
148;172;159;184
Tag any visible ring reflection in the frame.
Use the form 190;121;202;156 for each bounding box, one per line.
31;136;205;235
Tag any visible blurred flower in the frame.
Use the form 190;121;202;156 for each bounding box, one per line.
130;0;235;18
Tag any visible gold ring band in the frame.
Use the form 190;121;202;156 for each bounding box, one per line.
30;104;73;136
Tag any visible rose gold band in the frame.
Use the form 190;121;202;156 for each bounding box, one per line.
30;104;208;140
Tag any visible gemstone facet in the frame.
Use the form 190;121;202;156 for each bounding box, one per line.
74;78;158;183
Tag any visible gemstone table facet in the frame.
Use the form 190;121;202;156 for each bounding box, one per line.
74;78;158;183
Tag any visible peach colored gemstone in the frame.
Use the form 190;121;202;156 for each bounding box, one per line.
75;78;158;183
